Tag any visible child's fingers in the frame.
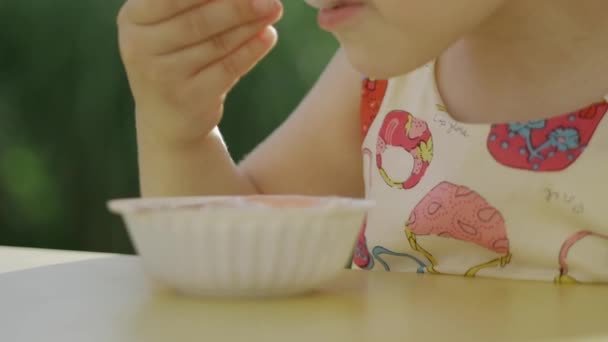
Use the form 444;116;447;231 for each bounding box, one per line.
116;0;282;139
121;0;208;25
144;0;281;55
191;26;278;99
158;20;271;79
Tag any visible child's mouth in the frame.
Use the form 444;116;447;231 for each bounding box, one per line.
304;0;363;10
329;2;347;9
316;1;365;30
328;0;363;9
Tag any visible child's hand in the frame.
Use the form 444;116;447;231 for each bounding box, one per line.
117;0;282;144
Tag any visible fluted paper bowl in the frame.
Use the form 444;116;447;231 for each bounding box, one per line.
108;195;373;297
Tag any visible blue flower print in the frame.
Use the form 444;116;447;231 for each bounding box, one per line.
549;128;580;151
508;120;546;138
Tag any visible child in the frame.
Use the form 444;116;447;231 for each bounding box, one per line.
116;0;608;283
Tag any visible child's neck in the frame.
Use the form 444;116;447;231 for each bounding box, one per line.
436;0;608;124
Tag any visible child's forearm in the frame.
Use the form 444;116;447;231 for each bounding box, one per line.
137;125;259;197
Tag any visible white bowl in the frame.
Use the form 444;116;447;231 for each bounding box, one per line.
108;195;373;297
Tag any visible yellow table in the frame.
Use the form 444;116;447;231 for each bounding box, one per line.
0;247;606;342
0;246;111;273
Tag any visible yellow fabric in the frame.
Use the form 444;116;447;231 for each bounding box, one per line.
357;62;608;283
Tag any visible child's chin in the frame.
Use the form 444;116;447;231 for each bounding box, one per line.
342;47;410;79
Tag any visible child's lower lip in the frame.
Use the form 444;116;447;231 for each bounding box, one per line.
317;4;365;30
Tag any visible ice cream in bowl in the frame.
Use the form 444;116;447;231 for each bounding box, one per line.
108;195;373;297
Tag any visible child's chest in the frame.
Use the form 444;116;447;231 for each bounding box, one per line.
356;64;608;282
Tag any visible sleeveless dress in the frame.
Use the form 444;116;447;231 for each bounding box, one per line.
352;61;608;284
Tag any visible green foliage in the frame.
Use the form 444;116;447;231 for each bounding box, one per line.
0;1;338;253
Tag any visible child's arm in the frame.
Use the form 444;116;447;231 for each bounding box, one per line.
136;48;364;198
117;0;365;198
239;49;364;198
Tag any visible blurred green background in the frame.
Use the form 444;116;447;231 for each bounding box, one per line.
0;1;338;253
